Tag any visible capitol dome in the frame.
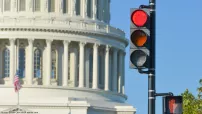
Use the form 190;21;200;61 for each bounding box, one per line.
0;0;136;114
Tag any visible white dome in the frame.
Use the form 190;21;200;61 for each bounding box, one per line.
0;0;136;114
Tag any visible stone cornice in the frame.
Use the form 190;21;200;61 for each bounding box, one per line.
0;104;90;109
0;17;128;46
0;85;128;100
0;27;127;50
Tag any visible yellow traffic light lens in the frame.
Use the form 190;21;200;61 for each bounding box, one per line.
131;30;147;47
130;50;147;67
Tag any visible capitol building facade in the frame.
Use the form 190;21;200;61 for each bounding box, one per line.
0;0;136;114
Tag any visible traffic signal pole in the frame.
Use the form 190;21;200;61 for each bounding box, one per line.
130;1;182;114
148;0;156;114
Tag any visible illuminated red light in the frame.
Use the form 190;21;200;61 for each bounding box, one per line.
131;10;148;27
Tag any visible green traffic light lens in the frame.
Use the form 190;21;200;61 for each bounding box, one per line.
130;50;147;67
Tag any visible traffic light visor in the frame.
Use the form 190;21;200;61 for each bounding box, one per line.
131;30;147;47
131;10;148;27
130;50;147;67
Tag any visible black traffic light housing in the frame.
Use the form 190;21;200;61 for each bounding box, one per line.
130;8;151;70
163;96;183;114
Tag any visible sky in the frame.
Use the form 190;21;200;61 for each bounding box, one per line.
110;0;202;114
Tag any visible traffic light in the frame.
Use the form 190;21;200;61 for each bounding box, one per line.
130;8;150;69
163;96;183;114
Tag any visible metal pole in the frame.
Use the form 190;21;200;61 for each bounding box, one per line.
148;0;156;114
17;91;19;107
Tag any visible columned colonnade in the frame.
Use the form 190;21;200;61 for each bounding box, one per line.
2;38;125;94
0;0;110;23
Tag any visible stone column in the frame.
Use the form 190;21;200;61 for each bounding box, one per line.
118;51;123;93
104;45;110;91
112;48;118;92
79;42;86;87
26;0;32;12
11;0;17;12
122;52;126;94
59;0;63;13
71;0;76;16
92;0;97;20
70;48;78;87
43;0;48;12
92;43;99;89
82;0;87;18
63;40;70;86
27;39;34;85
45;39;52;85
9;39;15;84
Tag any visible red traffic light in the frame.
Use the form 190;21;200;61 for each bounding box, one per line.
131;10;148;27
163;96;183;114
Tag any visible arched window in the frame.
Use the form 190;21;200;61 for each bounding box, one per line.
3;48;10;78
4;0;11;11
51;50;57;79
34;49;42;78
49;0;55;12
87;0;92;18
34;0;41;12
75;0;80;15
19;0;26;11
63;0;69;13
18;48;25;78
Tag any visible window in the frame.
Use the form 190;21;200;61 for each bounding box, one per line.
103;0;107;23
98;54;102;85
63;0;69;13
4;0;11;11
75;0;80;15
96;0;101;20
3;48;10;78
34;0;41;12
34;49;42;78
89;51;93;83
87;0;92;18
19;0;26;11
49;0;55;12
51;50;57;79
18;48;25;78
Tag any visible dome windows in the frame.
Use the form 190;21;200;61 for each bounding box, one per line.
34;49;42;78
75;0;80;16
48;0;55;12
63;0;69;14
87;0;92;18
4;0;11;11
3;48;10;78
96;0;101;20
19;0;26;11
18;48;25;78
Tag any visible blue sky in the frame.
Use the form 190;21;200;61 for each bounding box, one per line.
110;0;202;114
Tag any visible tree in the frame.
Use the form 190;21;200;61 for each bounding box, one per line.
181;79;202;114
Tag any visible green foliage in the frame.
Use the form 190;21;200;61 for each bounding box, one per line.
181;79;202;114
